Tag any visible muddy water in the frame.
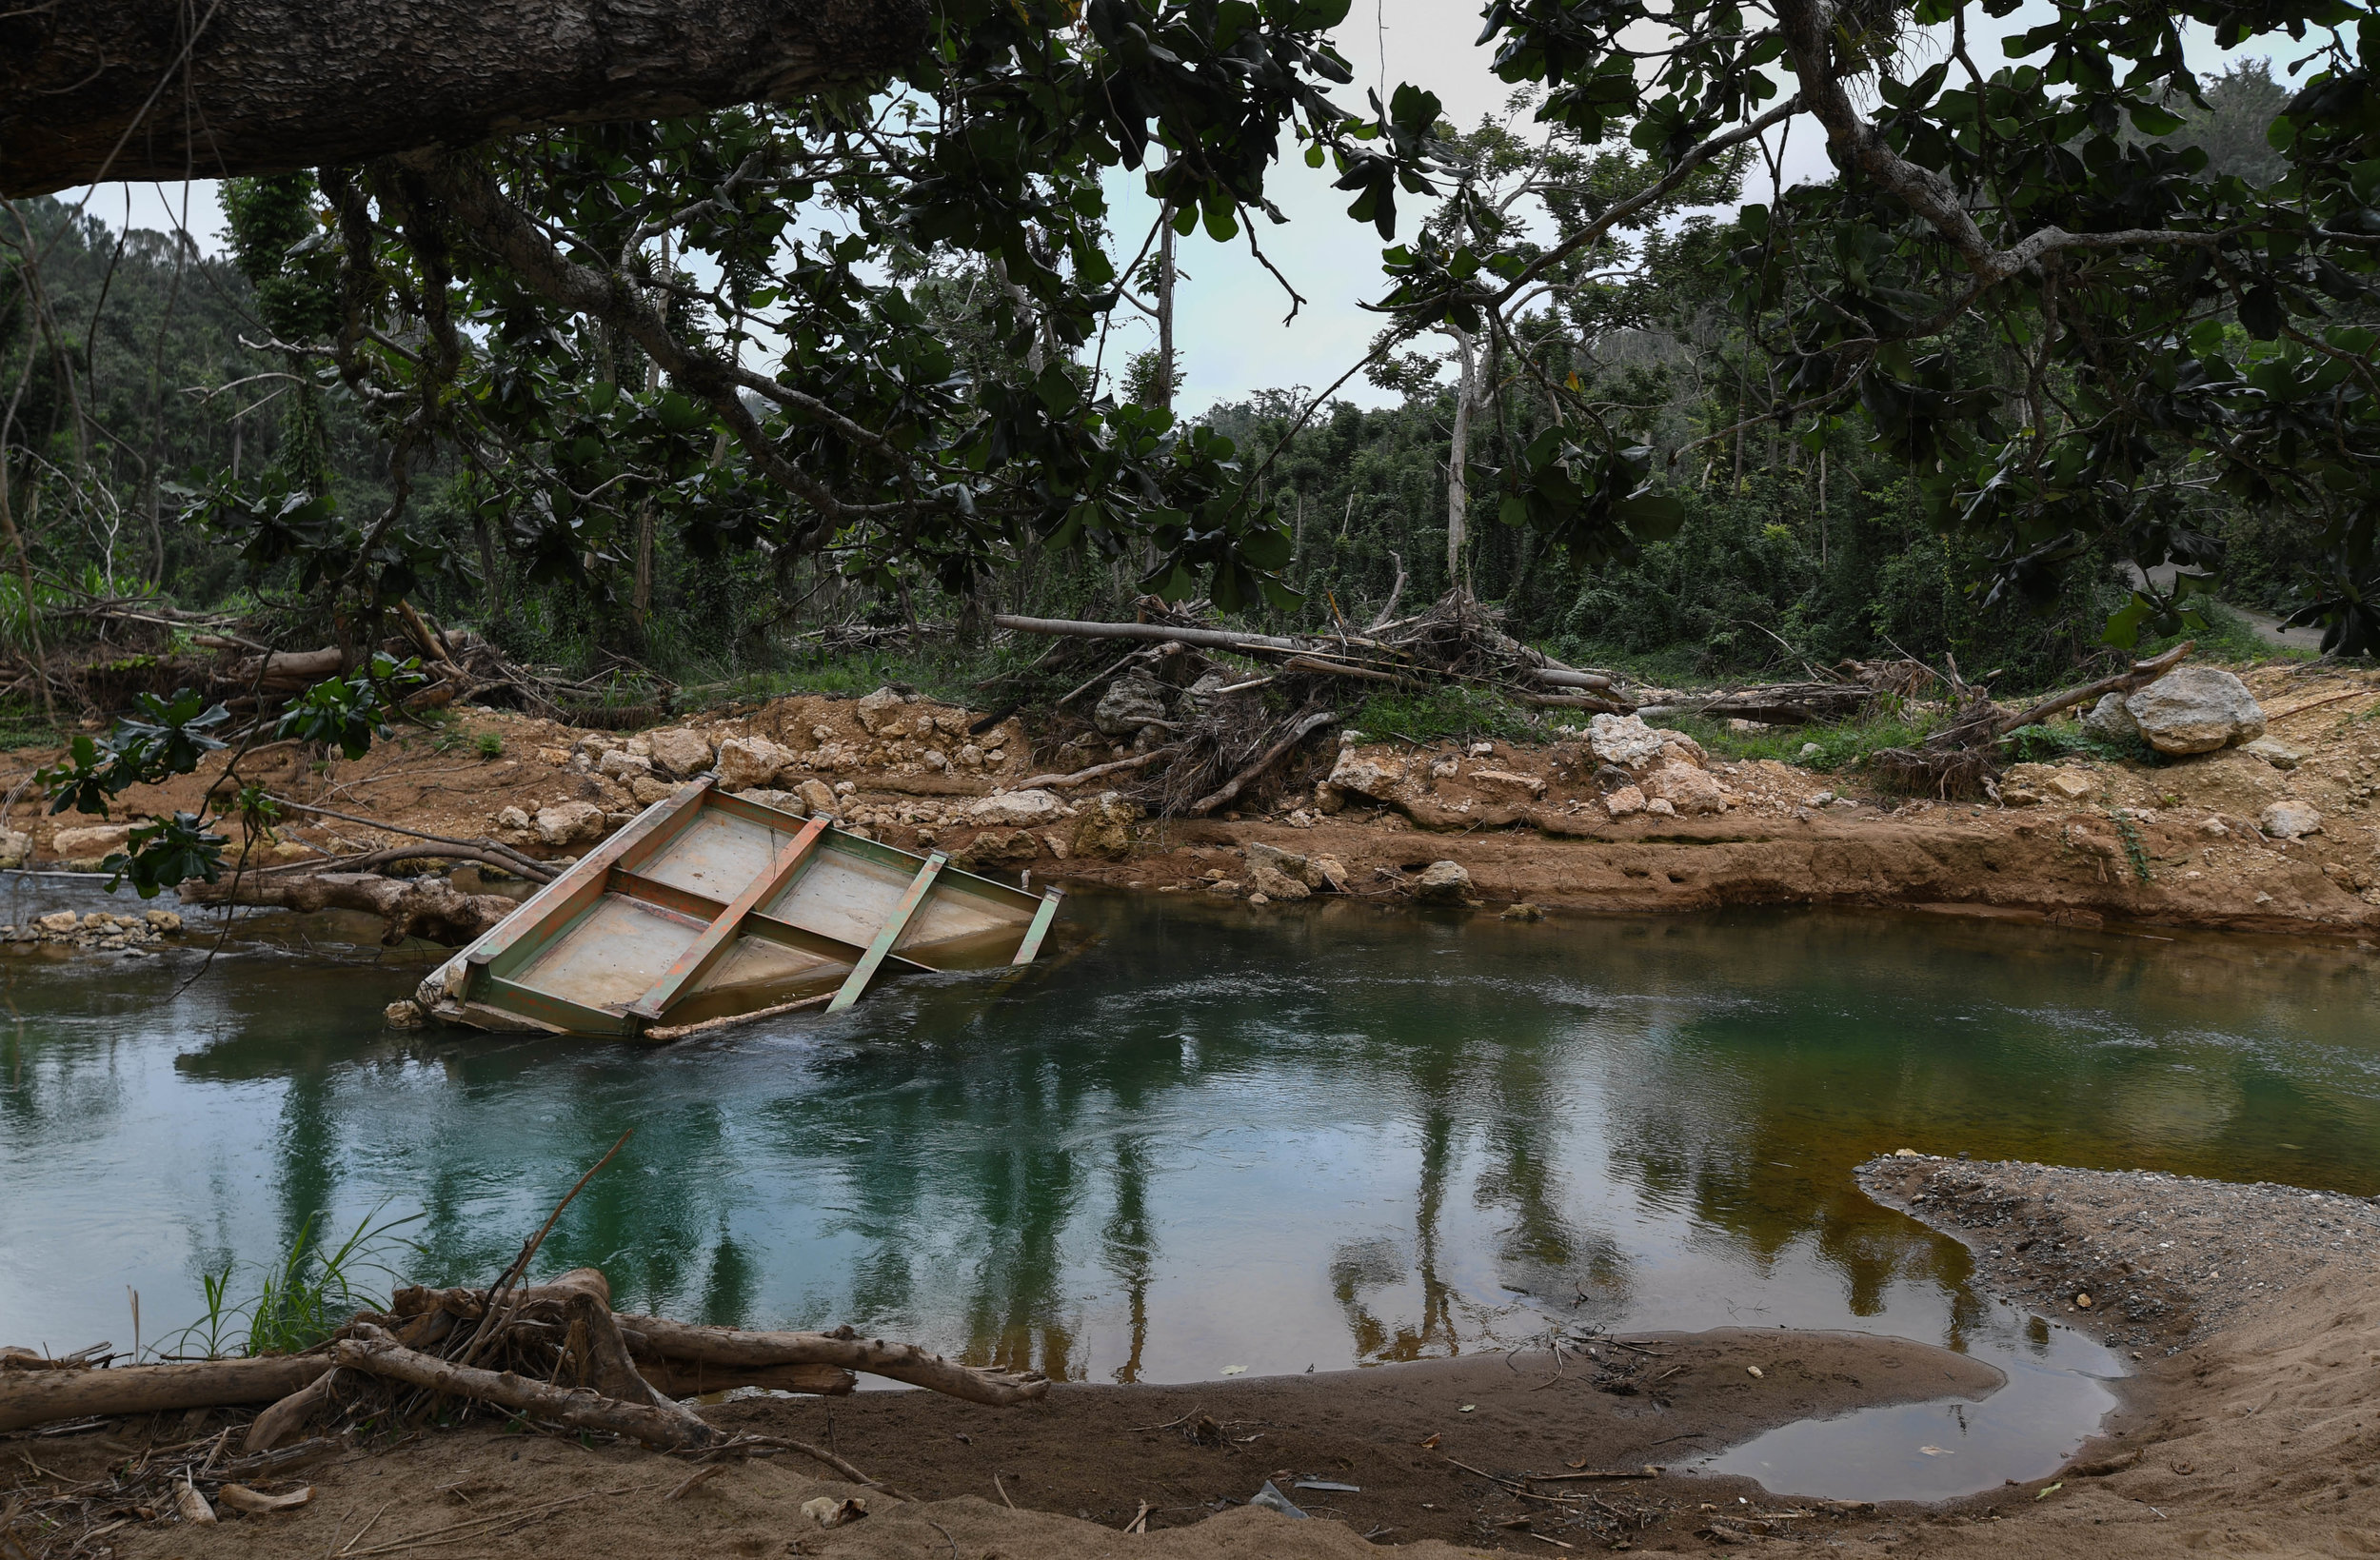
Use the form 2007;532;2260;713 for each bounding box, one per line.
2;879;2376;1500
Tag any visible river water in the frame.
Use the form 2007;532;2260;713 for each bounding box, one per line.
3;878;2375;1499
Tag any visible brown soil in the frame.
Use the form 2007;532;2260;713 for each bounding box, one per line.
8;664;2375;943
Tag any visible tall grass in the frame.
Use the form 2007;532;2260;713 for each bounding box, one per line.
160;1202;424;1359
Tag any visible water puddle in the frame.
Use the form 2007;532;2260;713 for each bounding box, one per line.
2;880;2374;1502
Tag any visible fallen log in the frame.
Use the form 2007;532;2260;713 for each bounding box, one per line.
616;1316;1049;1406
328;1324;722;1450
1531;668;1614;692
177;871;521;945
1188;709;1337;817
0;1355;330;1433
1279;654;1407;684
1518;692;1628;714
636;1360;856;1397
1636;682;1873;726
995;613;1308;655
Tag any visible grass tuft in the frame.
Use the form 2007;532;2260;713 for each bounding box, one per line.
160;1202;424;1359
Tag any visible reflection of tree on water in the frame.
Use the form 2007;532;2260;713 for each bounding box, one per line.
9;895;2379;1372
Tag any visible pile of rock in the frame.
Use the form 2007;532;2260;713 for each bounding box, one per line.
1200;839;1351;904
1;908;183;953
1580;713;1728;819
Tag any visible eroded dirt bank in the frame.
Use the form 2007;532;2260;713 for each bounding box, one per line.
5;662;2376;942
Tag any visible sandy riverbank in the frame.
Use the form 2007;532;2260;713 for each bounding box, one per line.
6;1155;2371;1558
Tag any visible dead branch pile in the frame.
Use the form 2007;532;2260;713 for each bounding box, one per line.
0;1147;1041;1554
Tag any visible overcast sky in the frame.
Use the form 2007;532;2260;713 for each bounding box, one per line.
53;2;2299;416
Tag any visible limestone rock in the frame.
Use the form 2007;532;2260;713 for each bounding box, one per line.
1604;784;1646;819
0;830;29;868
1241;841;1314;901
855;686;914;735
145;910;181;933
629;775;677;805
1326;746;1399;800
2239;738;2304;770
2081;692;2139;742
645;728;714;779
1467;767;1547;800
1500;902;1545;921
797;779;839;815
966;788;1065;828
1643;798;1676;817
384;999;428;1030
52;822;130;858
1643;762;1724;816
1588;714;1703;773
1412;859;1473;905
953;828;1040;870
596;748;652;782
1307;854;1350;893
2259;800;2322;839
716;735;792;791
1092;670;1170;739
534;801;606;845
36;911;77;933
956;744;985;769
2122;667;2266;756
1070;791;1141;859
731;788;796;810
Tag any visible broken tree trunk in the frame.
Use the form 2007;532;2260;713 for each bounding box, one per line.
1636;683;1873;725
177;872;520;945
0;1356;330;1433
615;1316;1049;1406
1990;641;2192;738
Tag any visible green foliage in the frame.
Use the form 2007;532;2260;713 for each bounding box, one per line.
163;1204;423;1360
1659;708;1947;772
1352;684;1538;743
274;654;428;760
108;812;229;899
474;731;505;760
36;690;228;817
2111;811;2154;883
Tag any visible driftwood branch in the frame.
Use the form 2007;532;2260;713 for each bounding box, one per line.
0;1355;329;1433
329;1324;723;1449
1015;745;1181;791
615;1315;1049;1406
1189;709;1338;818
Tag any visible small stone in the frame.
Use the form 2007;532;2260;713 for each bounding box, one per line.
1412;860;1473;905
629;775;677;805
2259;800;2322;839
966;788;1066;828
144;910;182;934
534;801;607;846
1467;767;1547;800
1308;854;1351;893
1642;761;1724;816
922;748;948;770
1500;902;1545;921
797;779;838;815
0;830;29;869
1246;891;1271;906
1070;791;1142;859
495;805;532;831
36;911;78;933
2043;771;2094;801
596;748;652;782
1806;790;1837;807
384;999;428;1030
957;744;985;769
1326;746;1400;801
854;687;911;735
1604;785;1646;819
716;736;792;791
2081;692;2138;742
1797;742;1823;760
2239;738;2304;770
1643;798;1676;817
645;727;715;779
951;829;1040;870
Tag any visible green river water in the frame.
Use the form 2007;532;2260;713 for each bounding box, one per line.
2;876;2375;1500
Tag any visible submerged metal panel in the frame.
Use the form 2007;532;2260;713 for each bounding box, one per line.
512;893;704;1010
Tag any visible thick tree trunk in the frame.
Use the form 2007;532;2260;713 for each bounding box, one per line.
0;1356;330;1433
616;1315;1050;1405
0;1;927;197
1445;326;1478;589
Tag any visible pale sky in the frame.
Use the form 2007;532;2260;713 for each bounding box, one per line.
54;2;2300;416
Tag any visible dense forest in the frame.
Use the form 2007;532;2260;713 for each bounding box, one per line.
0;57;2351;737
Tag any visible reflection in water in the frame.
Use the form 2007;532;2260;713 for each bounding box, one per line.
2;882;2376;1495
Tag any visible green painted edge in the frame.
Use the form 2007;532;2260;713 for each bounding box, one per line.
826;853;947;1013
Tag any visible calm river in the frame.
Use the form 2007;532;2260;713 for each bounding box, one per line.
3;878;2375;1499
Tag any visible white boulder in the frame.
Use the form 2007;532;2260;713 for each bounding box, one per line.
965;788;1066;828
2123;668;2266;756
